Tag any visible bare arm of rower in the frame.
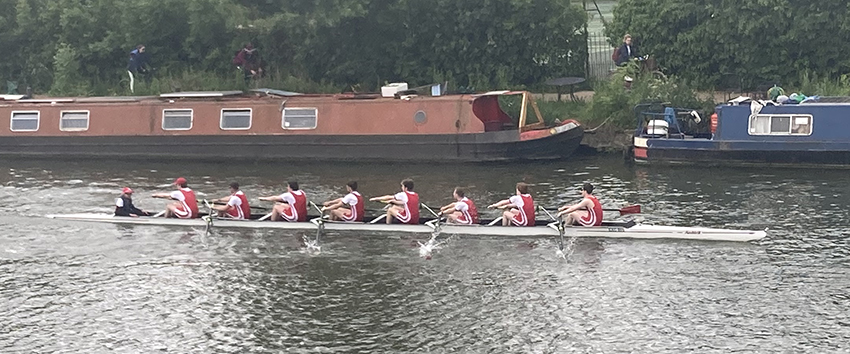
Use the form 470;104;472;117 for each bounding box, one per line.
258;195;283;202
322;200;344;211
369;195;394;202
487;199;514;209
151;193;174;200
323;197;342;207
370;195;403;205
439;202;457;214
557;199;590;217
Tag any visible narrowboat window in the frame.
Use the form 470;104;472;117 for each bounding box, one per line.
749;114;812;136
10;111;39;132
162;109;193;130
791;116;812;135
221;109;252;130
282;108;318;130
60;111;90;131
749;116;770;134
770;116;791;133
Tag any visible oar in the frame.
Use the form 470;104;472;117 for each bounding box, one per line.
367;202;392;224
152;210;166;218
256;198;282;221
201;199;215;233
368;215;387;224
308;201;324;248
487;217;503;226
538;206;566;253
206;200;269;210
421;203;444;236
545;204;642;215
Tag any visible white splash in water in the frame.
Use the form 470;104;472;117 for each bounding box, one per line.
417;238;440;258
417;233;457;259
302;235;321;253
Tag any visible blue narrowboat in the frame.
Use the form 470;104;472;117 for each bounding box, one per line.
632;98;850;167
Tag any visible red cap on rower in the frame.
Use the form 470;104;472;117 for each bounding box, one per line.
122;187;133;194
173;177;187;185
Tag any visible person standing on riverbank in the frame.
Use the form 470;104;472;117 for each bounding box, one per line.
614;34;638;66
488;182;535;226
370;179;419;224
152;177;199;219
322;181;365;222
232;43;263;84
114;187;150;217
127;44;152;93
259;181;308;222
558;183;603;227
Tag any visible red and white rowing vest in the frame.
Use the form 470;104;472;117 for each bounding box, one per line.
179;188;199;218
394;191;420;224
227;190;250;219
456;197;479;224
342;191;364;222
578;195;603;227
509;194;535;226
283;190;308;222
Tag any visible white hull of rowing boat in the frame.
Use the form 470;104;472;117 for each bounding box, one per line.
45;213;767;242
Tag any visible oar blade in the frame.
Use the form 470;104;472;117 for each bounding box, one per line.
618;204;641;214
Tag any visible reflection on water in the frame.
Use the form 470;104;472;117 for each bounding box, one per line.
1;156;849;352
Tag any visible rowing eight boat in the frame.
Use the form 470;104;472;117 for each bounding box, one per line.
45;213;767;242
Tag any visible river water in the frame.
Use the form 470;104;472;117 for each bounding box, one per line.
0;155;847;353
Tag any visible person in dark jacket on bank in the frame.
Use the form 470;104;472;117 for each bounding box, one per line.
614;34;638;66
127;44;153;93
115;187;150;217
232;43;263;83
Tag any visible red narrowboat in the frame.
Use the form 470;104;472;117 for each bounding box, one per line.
0;89;583;162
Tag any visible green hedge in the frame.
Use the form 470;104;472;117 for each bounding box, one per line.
605;0;850;89
1;0;588;95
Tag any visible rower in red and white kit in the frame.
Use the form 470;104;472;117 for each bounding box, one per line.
258;181;308;222
439;187;479;225
322;181;364;222
152;177;199;219
558;182;604;227
370;178;419;224
212;182;251;219
488;182;535;226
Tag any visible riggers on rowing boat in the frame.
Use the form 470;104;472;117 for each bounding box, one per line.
45;213;767;242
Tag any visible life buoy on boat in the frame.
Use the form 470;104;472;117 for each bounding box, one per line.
710;113;718;134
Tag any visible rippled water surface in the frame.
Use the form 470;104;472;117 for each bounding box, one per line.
1;156;848;353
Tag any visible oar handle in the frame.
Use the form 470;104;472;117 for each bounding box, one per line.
421;203;441;218
208;200;270;210
537;206;558;221
309;201;325;215
540;204;641;215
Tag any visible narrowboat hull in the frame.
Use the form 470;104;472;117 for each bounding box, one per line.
634;138;850;168
0;127;583;162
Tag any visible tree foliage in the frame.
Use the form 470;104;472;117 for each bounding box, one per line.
605;0;850;88
1;0;587;95
585;62;713;128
